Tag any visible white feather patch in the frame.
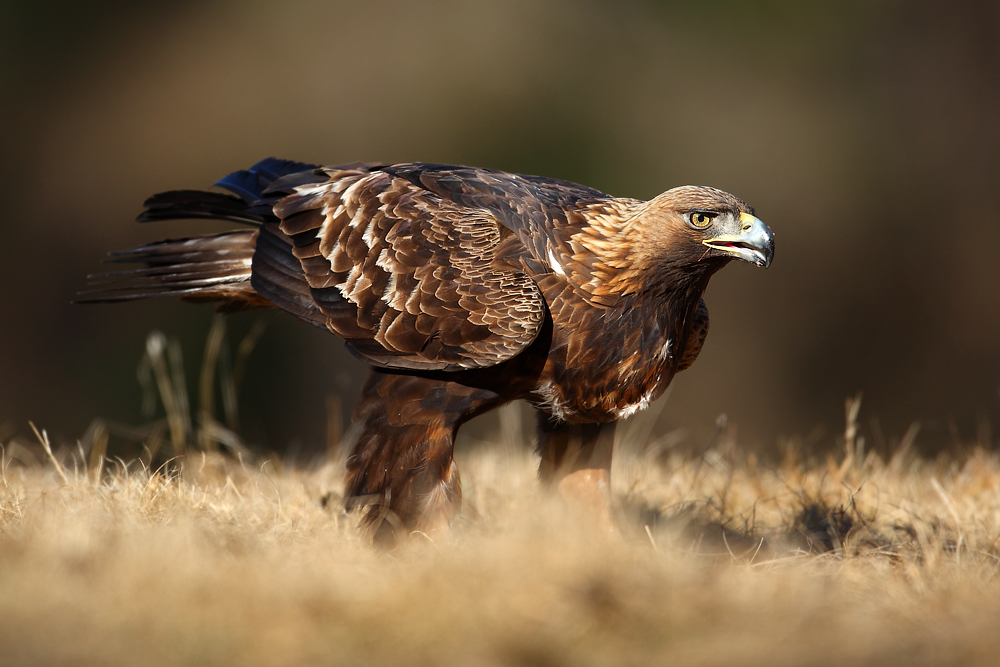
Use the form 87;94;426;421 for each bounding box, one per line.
532;382;574;420
292;183;329;197
614;386;658;419
546;247;566;276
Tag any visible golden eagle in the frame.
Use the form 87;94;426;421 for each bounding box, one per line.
83;158;774;543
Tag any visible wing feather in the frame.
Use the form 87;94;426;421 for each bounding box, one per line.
264;168;546;371
677;298;710;372
378;163;634;307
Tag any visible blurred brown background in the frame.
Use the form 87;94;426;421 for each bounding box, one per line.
2;0;998;457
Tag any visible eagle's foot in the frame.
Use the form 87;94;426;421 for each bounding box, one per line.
556;468;616;535
536;416;618;534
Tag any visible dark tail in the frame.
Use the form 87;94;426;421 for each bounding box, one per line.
77;230;266;310
78;158;322;309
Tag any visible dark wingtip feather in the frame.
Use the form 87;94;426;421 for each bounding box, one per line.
213;157;319;201
137;190;267;225
212;169;262;202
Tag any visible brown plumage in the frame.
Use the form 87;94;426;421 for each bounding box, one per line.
82;158;774;543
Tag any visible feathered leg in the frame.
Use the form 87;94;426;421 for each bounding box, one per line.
536;413;617;533
345;370;503;545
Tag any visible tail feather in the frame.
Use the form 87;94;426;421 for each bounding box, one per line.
90;261;251;282
87;266;253;291
81;157;324;313
78;231;268;311
105;233;256;264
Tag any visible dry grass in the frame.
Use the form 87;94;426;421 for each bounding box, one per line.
2;415;1000;667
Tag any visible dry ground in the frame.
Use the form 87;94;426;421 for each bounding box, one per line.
2;416;1000;667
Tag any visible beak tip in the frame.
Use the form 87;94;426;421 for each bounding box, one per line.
760;244;774;269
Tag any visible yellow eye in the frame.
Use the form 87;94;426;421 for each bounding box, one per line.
689;212;715;228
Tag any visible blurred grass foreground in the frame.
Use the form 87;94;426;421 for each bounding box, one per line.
3;390;1000;665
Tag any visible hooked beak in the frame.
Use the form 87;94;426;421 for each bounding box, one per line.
703;212;774;268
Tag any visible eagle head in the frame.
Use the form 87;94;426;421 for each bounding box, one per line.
633;185;774;275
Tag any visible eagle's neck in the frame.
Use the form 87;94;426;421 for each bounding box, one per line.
569;198;729;301
635;267;709;330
